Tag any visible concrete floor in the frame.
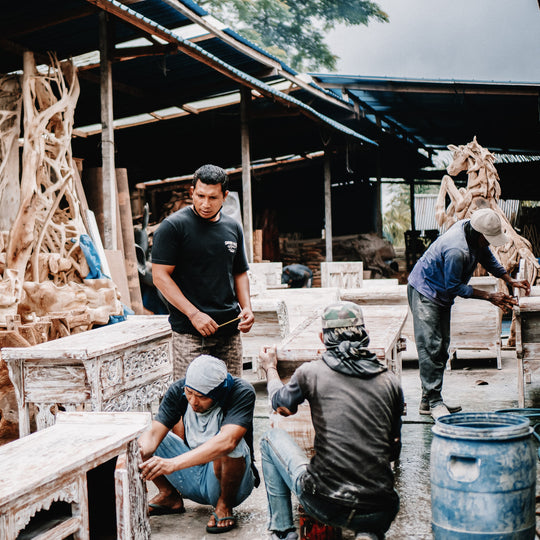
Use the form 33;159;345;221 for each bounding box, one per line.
149;349;540;539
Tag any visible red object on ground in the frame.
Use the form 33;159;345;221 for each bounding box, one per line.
299;506;342;540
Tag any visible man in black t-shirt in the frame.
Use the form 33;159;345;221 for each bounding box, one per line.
152;164;254;378
139;355;258;534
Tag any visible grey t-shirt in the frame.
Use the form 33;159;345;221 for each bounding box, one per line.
271;360;403;511
155;377;259;484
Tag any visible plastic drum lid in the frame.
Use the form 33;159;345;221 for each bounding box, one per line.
432;412;532;441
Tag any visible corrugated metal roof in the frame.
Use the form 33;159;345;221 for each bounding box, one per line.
310;74;540;155
96;0;378;143
1;0;375;146
414;194;522;232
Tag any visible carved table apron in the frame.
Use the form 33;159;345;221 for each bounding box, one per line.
2;315;172;437
0;411;151;540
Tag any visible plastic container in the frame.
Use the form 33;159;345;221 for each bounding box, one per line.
431;412;536;539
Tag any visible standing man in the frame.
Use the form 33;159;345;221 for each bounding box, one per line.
408;208;530;420
152;164;255;378
259;302;403;540
139;355;259;534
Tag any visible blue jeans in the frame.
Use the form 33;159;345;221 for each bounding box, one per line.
155;432;254;507
260;429;398;538
407;284;451;408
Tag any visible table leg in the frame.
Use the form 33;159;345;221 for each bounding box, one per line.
115;440;150;540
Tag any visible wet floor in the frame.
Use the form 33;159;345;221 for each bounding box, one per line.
150;349;540;539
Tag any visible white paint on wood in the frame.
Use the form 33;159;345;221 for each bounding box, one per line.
2;316;172;436
321;261;364;288
0;412;150;539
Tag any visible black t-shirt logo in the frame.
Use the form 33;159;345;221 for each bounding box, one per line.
225;241;237;253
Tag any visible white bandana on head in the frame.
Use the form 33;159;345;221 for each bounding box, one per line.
185;355;227;396
183;355;227;449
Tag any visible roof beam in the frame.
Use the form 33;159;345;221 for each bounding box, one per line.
83;0;373;144
342;88;427;152
320;81;540;97
159;0;354;112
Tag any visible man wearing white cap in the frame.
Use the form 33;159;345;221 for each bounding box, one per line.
138;355;258;534
408;208;530;420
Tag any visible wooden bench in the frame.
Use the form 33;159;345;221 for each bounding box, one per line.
449;276;502;368
0;411;151;540
320;261;363;288
257;287;341;331
274;305;408;381
343;277;503;368
2;315;172;436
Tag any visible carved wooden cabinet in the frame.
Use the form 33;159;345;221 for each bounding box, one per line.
2;315;172;436
0;412;151;540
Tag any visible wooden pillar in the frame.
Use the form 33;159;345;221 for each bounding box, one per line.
116;169;144;314
99;12;117;250
375;151;383;235
324;153;333;262
240;86;253;263
409;178;416;231
0;76;21;231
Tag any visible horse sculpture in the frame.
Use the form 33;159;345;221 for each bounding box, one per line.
435;136;539;285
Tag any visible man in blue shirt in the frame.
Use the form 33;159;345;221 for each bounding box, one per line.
408;208;530;420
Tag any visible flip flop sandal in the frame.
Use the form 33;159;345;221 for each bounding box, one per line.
205;511;237;534
149;503;186;516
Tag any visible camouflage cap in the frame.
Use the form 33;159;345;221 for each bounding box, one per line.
321;301;364;329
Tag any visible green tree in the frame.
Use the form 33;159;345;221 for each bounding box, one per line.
383;183;410;248
199;0;388;71
383;182;439;247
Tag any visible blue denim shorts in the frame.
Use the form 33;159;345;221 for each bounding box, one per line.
154;431;254;507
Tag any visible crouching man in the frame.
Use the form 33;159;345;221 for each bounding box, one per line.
259;302;403;540
138;354;259;534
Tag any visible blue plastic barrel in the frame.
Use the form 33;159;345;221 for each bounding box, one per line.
431;412;536;539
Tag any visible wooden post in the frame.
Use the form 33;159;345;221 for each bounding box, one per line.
253;229;263;263
240;86;253;263
409;177;416;231
99;12;117;250
116;168;144;314
0;76;21;231
375;151;383;236
324;153;333;262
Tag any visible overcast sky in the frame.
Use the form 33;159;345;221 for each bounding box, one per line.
321;0;540;82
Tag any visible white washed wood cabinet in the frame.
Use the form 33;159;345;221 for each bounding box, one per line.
2;315;172;437
0;411;151;540
320;261;363;289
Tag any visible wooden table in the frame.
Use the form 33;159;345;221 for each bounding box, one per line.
2;315;172;437
274;305;409;380
0;411;151;540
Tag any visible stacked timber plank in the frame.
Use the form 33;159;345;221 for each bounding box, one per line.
279;233;397;286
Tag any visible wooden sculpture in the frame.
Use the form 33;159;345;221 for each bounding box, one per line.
0;52;123;332
0;53;123;439
436;137;539;284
